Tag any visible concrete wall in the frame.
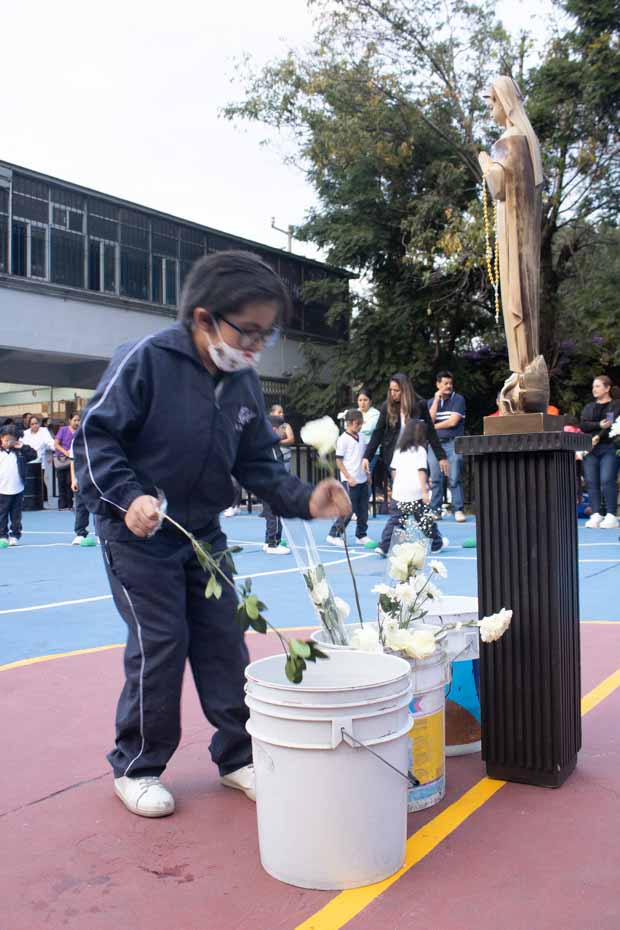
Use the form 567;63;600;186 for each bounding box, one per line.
0;283;333;387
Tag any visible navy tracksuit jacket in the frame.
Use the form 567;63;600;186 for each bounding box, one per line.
73;322;313;779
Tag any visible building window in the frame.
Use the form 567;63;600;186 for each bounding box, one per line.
50;227;84;287
88;198;119;241
152;254;178;305
0;188;8;273
120;246;148;300
11;220;47;279
88;238;117;293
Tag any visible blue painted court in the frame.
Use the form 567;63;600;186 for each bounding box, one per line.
1;510;619;666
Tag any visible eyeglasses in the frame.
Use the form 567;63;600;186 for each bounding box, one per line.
217;316;280;350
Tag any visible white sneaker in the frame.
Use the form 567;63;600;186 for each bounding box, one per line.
222;507;239;518
264;543;291;555
8;537;18;547
431;536;450;554
357;536;374;545
326;535;345;548
220;763;256;801
114;775;175;817
600;514;619;529
72;535;84;545
585;513;604;528
454;511;466;523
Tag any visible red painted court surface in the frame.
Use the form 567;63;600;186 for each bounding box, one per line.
3;623;620;930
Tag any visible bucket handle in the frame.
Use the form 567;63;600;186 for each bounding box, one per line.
340;727;419;788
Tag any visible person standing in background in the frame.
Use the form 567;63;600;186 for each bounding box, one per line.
581;376;620;529
269;404;295;473
54;413;80;510
0;426;37;545
23;416;55;503
427;371;467;523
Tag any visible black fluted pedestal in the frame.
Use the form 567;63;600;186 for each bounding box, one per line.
456;430;590;787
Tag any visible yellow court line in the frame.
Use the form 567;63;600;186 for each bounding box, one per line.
295;667;620;930
581;620;619;625
0;643;123;672
0;626;316;673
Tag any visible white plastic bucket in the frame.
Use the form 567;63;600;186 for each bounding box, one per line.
406;648;451;812
311;596;482;756
245;650;412;890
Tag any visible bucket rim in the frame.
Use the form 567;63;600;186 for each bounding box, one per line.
245;652;411;693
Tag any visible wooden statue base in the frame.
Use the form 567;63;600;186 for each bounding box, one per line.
483;413;564;435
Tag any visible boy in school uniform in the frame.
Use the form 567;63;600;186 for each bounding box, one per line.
326;409;374;548
0;426;37;546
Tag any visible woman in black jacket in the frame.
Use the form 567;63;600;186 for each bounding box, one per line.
580;375;620;528
363;373;449;476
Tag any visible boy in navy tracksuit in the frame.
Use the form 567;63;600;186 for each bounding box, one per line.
73;251;349;818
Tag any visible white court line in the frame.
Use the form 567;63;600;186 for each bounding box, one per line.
0;595;113;615
5;543;74;550
0;552;376;615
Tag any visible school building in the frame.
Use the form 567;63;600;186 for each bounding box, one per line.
0;159;349;424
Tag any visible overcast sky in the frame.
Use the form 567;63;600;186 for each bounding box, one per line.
2;0;557;264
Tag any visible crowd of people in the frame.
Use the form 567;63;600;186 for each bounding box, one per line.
3;368;619;553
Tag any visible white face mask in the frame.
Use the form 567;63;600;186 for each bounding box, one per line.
206;320;261;373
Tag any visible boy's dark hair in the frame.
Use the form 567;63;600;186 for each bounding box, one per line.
436;370;454;383
178;250;291;327
397;418;427;453
345;408;363;424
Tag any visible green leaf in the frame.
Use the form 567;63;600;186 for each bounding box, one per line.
256;600;268;612
205;575;216;599
237;604;251;632
229;546;243;554
308;642;329;661
285;656;298;683
290;639;311;659
244;577;252;594
250;615;267;634
212;579;222;600
245;595;259;620
315;563;326;582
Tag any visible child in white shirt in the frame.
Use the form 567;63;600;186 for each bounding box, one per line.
0;426;37;545
378;419;446;555
326;409;374;547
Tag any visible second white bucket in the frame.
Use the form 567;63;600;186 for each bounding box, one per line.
245;650;412;890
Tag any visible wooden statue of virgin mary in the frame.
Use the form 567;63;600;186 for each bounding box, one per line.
479;76;549;414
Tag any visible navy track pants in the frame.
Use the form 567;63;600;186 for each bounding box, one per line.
102;527;252;779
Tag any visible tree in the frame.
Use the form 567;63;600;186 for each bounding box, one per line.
224;0;620;422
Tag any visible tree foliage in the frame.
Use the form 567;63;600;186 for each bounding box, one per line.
224;0;620;425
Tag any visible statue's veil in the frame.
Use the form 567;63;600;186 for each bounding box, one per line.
493;76;544;186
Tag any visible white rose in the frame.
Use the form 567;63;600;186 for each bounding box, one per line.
389;557;410;582
384;626;413;653
310;579;330;605
350;627;383;653
430;559;448;579
334;596;351;622
479;608;513;643
403;628;437;660
300;416;340;458
392;542;426;570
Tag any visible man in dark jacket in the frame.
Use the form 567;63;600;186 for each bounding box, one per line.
73;251;349;819
0;426;37;545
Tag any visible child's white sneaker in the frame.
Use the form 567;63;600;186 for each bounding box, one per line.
220;763;256;801
114;775;175;818
326;535;345;548
585;513;603;528
600;513;619;529
264;543;290;555
8;537;18;547
72;535;83;545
